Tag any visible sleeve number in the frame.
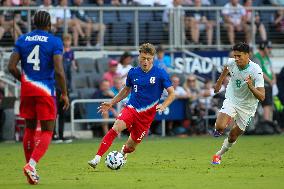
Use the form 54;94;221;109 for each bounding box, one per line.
27;45;40;71
134;85;138;92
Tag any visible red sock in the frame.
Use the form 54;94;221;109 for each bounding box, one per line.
31;130;53;163
123;145;135;154
96;128;118;156
23;128;36;163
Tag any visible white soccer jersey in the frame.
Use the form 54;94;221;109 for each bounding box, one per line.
224;58;264;113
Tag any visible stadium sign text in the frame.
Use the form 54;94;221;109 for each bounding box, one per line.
172;51;230;75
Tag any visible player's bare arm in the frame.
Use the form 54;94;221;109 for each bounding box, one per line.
8;52;21;81
214;66;229;93
54;54;69;110
246;75;265;102
156;86;175;112
98;86;131;114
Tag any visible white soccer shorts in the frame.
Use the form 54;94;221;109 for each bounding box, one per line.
219;99;254;131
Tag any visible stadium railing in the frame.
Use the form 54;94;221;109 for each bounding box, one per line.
70;99;122;137
0;6;283;50
71;98;217;137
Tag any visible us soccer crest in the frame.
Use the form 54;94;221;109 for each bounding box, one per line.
150;77;155;84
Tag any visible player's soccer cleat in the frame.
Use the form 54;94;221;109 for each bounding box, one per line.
23;164;39;185
213;129;222;137
88;159;98;169
88;155;102;169
211;155;222;165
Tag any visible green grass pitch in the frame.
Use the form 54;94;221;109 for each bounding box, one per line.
0;136;283;189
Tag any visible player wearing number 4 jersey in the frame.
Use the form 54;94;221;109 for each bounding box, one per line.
8;11;69;184
211;42;265;165
88;43;175;169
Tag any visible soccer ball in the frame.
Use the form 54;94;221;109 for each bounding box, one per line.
105;151;125;170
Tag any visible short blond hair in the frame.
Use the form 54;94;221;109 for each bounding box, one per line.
139;43;156;56
63;33;72;41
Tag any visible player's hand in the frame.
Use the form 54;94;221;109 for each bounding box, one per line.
98;102;112;114
61;94;69;111
221;66;229;75
156;104;166;113
213;84;222;93
245;75;253;88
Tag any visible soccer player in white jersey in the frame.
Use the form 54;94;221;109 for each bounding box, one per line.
211;42;265;165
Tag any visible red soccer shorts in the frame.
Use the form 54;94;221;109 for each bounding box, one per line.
20;96;57;120
117;105;156;143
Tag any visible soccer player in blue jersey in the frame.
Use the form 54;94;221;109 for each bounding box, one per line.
8;11;69;184
88;43;175;169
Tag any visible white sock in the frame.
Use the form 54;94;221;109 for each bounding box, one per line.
94;155;101;163
216;138;235;156
29;158;37;168
121;145;125;155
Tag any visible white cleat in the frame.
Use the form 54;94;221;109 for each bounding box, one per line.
88;159;98;169
88;155;101;169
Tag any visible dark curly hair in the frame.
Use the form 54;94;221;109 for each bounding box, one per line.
33;11;51;29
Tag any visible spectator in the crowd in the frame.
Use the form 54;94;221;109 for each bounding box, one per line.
62;33;78;90
111;0;121;6
222;0;250;45
270;0;284;5
213;75;229;106
243;0;267;42
163;0;187;35
95;0;104;6
183;0;211;5
278;67;284;106
0;0;22;40
185;0;214;45
183;74;201;106
71;0;106;48
253;41;276;122
55;0;84;46
171;74;190;99
117;51;133;84
111;77;123;96
92;80;116;135
39;0;58;33
111;77;130;104
52;33;77;143
166;75;189;136
197;79;217;132
0;81;5;135
200;79;215;108
0;25;4;41
103;59;121;87
154;46;172;72
14;0;33;33
273;10;284;34
132;0;155;6
0;81;4;105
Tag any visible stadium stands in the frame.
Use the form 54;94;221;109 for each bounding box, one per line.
0;2;283;48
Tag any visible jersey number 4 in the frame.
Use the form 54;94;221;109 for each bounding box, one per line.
27;45;40;71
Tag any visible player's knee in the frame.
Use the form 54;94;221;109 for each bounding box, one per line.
214;122;225;132
112;120;127;133
111;126;121;134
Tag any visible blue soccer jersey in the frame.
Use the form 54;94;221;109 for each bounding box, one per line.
13;29;63;96
126;66;172;112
